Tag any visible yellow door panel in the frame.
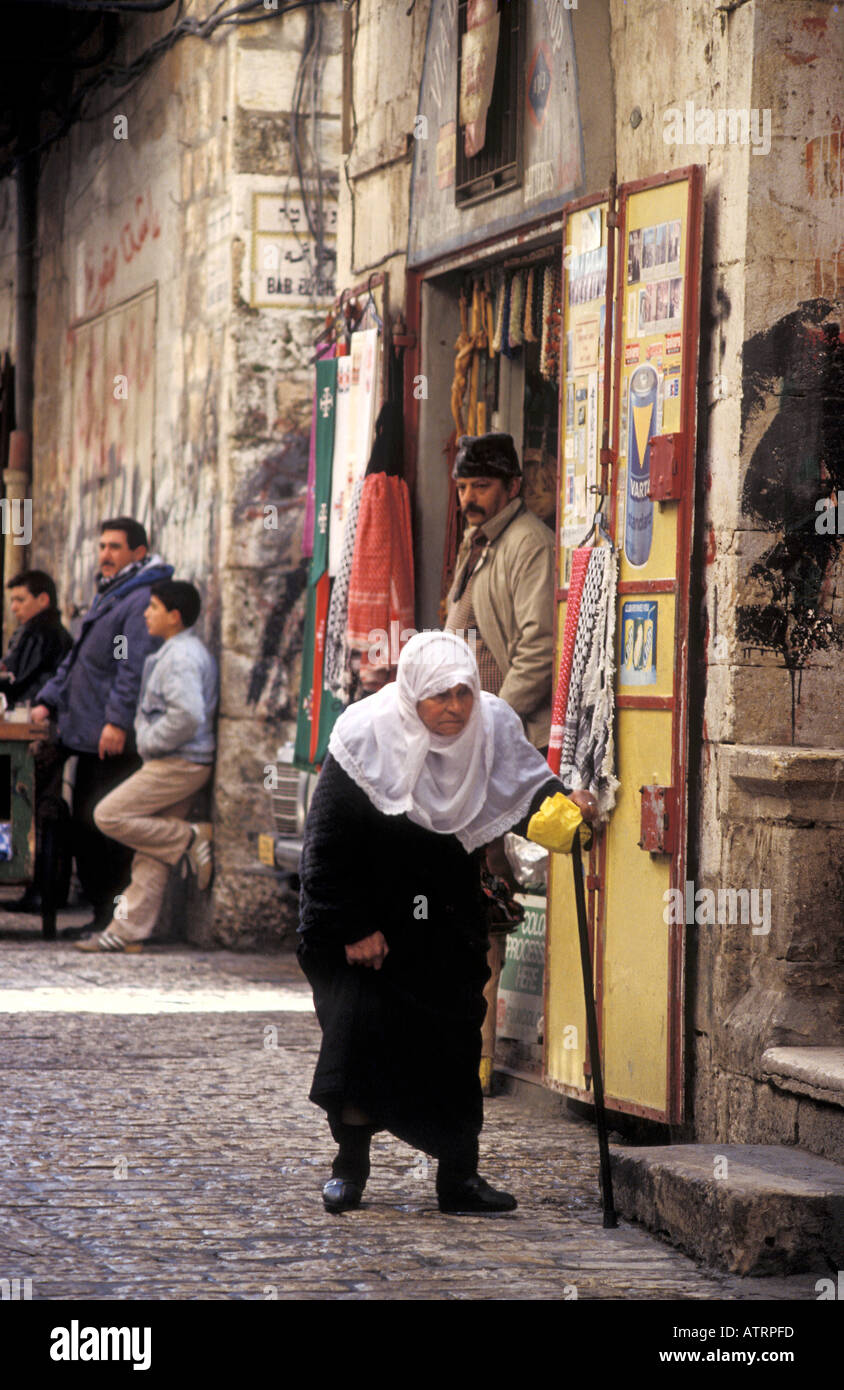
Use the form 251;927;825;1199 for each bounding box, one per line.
546;170;703;1123
602;709;673;1111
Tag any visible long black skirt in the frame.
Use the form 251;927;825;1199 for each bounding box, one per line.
298;919;490;1157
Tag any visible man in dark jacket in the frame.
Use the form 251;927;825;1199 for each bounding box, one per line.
0;570;72;710
32;518;173;934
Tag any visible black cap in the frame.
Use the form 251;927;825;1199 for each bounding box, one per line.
452;432;521;481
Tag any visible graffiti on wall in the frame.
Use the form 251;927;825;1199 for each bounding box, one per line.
68;286;157;612
801;124;843;303
737;297;844;739
80;191;161;318
238;430;310;719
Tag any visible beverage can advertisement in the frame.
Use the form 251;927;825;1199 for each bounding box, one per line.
624;364;658;568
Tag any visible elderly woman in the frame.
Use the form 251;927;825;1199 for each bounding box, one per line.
297;631;594;1214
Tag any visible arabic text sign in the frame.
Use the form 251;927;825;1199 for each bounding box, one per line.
251;193;337;308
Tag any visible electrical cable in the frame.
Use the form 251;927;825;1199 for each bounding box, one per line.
0;0;326;177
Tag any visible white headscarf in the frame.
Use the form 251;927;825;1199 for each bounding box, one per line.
327;630;555;852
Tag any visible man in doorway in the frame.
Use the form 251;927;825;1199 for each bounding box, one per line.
445;432;555;752
31;517;173;936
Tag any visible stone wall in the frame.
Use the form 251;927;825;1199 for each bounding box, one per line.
213;5;342;946
688;0;844;1156
4;2;341;947
341;0;844;1150
337;0;433;317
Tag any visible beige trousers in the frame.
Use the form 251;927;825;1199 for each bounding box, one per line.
93;757;212;942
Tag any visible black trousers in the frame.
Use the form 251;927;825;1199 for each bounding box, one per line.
41;743;141;924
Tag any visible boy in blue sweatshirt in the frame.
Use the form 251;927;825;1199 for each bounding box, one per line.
77;580;218;953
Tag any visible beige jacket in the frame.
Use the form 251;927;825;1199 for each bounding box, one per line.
446;499;555;748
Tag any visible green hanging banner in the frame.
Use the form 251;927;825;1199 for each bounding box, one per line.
310;359;337;582
295;358;343;770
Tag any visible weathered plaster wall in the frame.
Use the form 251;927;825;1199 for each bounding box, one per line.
680;0;842;1155
337;0;432;317
21;3;340;948
341;0;843;1149
213;6;342;946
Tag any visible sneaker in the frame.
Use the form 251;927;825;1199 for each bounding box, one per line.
184;822;214;892
74;929;143;954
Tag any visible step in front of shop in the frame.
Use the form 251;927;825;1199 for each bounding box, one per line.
610;1143;844;1277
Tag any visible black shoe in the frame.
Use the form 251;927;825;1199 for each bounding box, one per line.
322;1178;364;1213
3;892;43;913
437;1175;518;1214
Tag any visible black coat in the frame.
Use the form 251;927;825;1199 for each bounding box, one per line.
0;610;73;709
297;752;562;1156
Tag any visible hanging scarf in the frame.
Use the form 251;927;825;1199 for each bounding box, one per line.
558;547;620;821
328;631;554;852
324;474;364;700
95;552;157;598
294;358;344;770
345;471;414;662
547;546;591;773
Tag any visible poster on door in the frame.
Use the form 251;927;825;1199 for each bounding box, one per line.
619;599;658;685
559;201;610;582
615;181;690;580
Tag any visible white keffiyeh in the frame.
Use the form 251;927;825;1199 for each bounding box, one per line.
328;630;554;852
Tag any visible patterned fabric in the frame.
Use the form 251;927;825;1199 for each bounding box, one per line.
558;547;619;821
345;473;414;661
324;475;364;701
294;359;344;771
95;553;154;597
560;549;605;766
294;573;344;770
547;547;591;773
303;343;335;558
445;573;503;696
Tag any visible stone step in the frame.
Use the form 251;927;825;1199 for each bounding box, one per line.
610;1143;844;1276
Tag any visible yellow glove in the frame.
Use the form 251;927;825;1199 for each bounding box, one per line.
526;793;593;855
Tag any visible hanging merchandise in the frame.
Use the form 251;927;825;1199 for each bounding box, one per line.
294;357;344;771
549;547;619;822
499;273;513;358
548;546;591;774
325;393;406;702
523;267;537;344
303;387;318;561
324;473;364;704
451;291;474;435
345;470;415;685
539;265;562;380
467;280;489;435
508;269;525;352
328;328;379;576
327;355;352;570
492;273;505;355
303;336;338;557
459;0;501;159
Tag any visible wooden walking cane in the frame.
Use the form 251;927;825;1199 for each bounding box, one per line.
570;831;617;1228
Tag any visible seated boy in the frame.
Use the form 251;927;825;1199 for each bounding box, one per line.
0;569;73;710
0;570;73;913
76;580;218;953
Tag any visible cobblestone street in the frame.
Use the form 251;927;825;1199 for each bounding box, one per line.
0;920;823;1303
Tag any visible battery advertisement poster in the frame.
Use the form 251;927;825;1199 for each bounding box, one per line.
620;599;658;684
